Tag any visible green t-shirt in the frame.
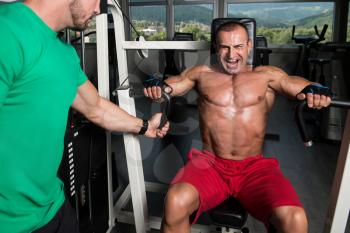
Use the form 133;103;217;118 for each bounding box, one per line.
0;2;87;232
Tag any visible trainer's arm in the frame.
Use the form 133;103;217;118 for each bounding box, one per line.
72;80;169;138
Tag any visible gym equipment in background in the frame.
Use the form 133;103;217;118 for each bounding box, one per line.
291;24;328;79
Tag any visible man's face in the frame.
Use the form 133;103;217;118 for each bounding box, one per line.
216;27;252;75
69;0;100;30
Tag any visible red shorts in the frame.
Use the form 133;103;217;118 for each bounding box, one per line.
171;148;303;227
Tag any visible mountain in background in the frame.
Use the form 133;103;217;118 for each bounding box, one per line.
131;3;336;29
228;3;331;22
131;6;166;23
292;10;333;27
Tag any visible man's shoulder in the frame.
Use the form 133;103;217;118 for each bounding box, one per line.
184;65;212;79
190;65;212;72
253;66;282;72
252;65;289;84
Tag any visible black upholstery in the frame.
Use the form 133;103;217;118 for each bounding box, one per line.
210;197;247;229
255;35;272;66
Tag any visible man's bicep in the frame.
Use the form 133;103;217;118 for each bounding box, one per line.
167;68;197;93
268;71;309;97
72;80;100;114
264;67;289;93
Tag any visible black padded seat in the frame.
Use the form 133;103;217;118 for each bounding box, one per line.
210;197;247;229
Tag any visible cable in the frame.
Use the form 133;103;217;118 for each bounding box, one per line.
112;0;141;38
112;58;145;95
110;0;148;95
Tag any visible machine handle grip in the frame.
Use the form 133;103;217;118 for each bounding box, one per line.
158;92;171;129
295;101;313;146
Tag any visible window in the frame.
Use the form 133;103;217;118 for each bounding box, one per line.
129;5;167;40
129;0;167;41
129;0;214;41
227;2;334;45
174;3;213;41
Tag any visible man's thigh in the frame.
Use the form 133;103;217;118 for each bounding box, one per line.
171;149;230;222
236;157;302;226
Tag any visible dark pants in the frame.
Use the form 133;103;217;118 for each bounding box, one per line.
33;199;79;233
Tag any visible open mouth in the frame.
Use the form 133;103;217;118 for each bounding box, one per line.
226;59;239;69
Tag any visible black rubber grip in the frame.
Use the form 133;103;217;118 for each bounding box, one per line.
159;113;168;129
158;92;171;129
295;101;313;147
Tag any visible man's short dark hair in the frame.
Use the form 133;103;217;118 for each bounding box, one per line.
215;21;249;43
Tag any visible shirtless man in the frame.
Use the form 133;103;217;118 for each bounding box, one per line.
144;22;331;233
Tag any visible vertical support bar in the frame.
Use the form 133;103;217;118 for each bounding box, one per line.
65;29;71;44
110;4;149;233
167;0;174;40
324;110;350;233
332;0;349;42
80;31;86;72
222;0;228;17
96;12;115;230
213;0;219;19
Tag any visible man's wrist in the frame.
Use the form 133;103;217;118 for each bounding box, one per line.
138;119;148;135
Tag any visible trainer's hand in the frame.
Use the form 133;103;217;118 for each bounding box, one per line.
296;84;332;109
144;113;170;138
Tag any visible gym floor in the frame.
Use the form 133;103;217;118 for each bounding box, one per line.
112;94;349;233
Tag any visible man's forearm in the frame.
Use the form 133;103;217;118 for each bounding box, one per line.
87;97;143;134
281;75;313;98
165;76;195;97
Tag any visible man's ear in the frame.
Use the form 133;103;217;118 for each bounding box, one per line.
247;39;253;54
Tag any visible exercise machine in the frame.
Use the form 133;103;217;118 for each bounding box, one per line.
292;24;328;79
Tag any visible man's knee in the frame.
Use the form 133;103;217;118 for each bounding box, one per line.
163;183;200;223
270;206;308;232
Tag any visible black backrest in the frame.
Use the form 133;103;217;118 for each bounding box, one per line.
210;18;256;66
256;35;268;48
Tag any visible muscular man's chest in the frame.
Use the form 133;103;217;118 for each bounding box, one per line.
198;76;268;108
